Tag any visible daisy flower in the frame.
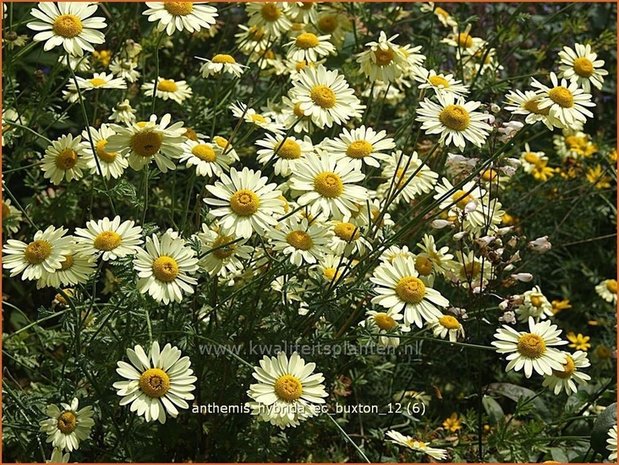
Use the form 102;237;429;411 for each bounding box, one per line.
270;217;332;266
329;220;372;257
420;3;457;28
134;231;199;304
322;126;395;169
289;153;368;221
287;32;335;63
433;178;486;213
109;58;141;82
246;351;328;429
504;89;561;131
198;54;246;78
492;317;569;378
381;151;439;203
110;99;137;125
41;134;89;185
107;113;186;173
74;216;143;261
289;64;365;128
204;167;284;239
429;314;465;342
360;309;410;347
81;124;128;180
530;72;595;128
246;2;291;38
235;24;270;55
415;68;469;97
143;2;218;35
196;224;253;278
276;95;314;134
607;425;617;461
256;134;313;176
142;77;193;105
386;430;447;460
213;135;238;159
37;250;96;289
28;2;106;56
516;286;553;322
180;139;236;178
451;250;493;291
284;2;319;24
442;28;485;57
67;72;127;94
230;102;283;134
2;198;24;235
416;93;492;150
113;341;197;424
558;43;607;93
416;234;455;276
3;226;72;281
595;278;617;304
315;8;351;48
39;398;94;452
370;255;449;328
542;350;591;395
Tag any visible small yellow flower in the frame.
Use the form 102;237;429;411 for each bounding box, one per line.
442;412;462;432
567;332;591;351
93;49;112;67
608;148;617;163
586;164;612;189
531;161;555;181
551;298;571;315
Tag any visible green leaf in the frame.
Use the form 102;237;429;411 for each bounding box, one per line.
590;402;616;456
485;383;550;417
482;395;505;424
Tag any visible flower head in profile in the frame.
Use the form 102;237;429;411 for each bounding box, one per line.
542;350;591;395
386;430;447;460
143;2;218;35
142;77;193;105
246;351;328;429
113;341;197;424
595;278;617;304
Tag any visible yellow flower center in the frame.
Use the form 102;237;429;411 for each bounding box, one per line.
439;315;461;330
192;144;217;162
212;235;236;259
395;276;426;304
93;231;122;251
261;3;281;22
435;7;449;18
460;260;481;279
296;32;319;49
139;368;171;398
523;152;541;165
548;86;574;108
293;102;306;117
277;139;302;159
333;222;360;241
89;77;107;87
55;149;79;170
274;374;303;402
429;75;450;88
323;266;337;280
606;279;617;293
415;256;433;276
552;355;576;379
374;47;395;66
52;14;83;38
530;295;543;307
573;57;594;78
230;189;260;216
96;139;118;163
60;254;74;271
184;128;198;141
313;171;343;198
2;201;10;219
213;54;236;64
310;84;337;109
451;189;474;209
213;136;229;149
248;25;265;41
318;15;337;33
517;333;546;358
297;62;309;73
152;255;179;282
524;97;550;115
163;2;194;16
131;130;163;157
250;114;267;124
439;104;470;131
24;240;52;264
286;230;314;250
457;32;473;48
346;140;373;159
374;312;397;331
56;411;78;434
481;168;497;181
157;79;178;93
